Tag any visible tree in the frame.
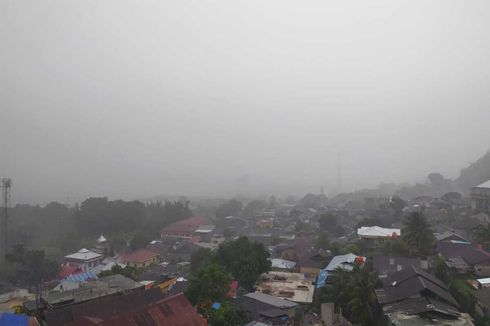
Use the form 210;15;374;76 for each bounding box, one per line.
347;267;380;325
191;248;213;273
5;245;59;287
319;213;345;237
384;238;409;256
243;200;267;217
389;196;406;214
315;231;330;250
315;267;382;326
402;212;436;256
208;303;251;326
214;237;270;290
186;264;231;306
131;231;154;250
474;225;490;245
98;265;138;280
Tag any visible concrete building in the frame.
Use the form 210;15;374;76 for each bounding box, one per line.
62;248;104;272
471;180;490;212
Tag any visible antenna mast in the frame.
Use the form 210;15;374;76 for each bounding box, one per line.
1;178;11;262
337;152;341;194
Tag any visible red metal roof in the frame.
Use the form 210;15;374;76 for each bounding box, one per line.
161;215;210;235
96;293;207;326
227;280;239;298
59;265;82;278
122;249;159;264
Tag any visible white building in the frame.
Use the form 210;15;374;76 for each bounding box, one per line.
357;226;401;247
63;248;104;272
472;180;490;212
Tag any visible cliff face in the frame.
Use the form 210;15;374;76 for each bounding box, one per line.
456;150;490;194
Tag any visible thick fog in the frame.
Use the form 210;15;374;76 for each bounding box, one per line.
1;0;490;204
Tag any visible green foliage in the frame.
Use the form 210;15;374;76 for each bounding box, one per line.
402;212;436;256
186;264;231;306
319;213;345;237
130;231;154;250
191;248;213;273
214;237;271;290
243;200;267;217
474;225;490;245
3;245;59;287
389;196;406;213
314;267;383;326
315;231;330;250
98;264;140;280
208;303;251;326
448;278;475;313
383;238;410;256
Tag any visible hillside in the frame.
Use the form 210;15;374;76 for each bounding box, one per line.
456;150;490;193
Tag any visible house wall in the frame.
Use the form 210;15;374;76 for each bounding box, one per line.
300;266;320;277
127;256;159;268
475;263;490;277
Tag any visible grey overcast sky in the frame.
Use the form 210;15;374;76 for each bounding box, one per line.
1;0;490;204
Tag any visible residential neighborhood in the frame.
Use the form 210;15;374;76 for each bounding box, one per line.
1;174;490;325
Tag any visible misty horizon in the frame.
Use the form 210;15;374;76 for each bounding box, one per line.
2;1;490;204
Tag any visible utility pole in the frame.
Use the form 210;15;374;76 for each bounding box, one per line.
1;178;11;263
337;152;341;194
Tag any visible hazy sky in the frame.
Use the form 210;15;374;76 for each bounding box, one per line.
1;1;490;204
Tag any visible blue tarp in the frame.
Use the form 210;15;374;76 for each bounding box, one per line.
212;302;221;310
316;269;329;288
66;271;97;282
0;313;30;326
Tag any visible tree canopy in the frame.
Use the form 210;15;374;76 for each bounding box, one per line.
402;212;436;256
186;264;231;306
214;236;270;290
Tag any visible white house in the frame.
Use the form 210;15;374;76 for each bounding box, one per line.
62;248;104;272
357;226;401;247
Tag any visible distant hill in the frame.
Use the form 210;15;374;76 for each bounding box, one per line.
456;150;490;193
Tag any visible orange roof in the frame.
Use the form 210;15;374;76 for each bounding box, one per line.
161;215;209;235
96;293;207;326
122;249;159;264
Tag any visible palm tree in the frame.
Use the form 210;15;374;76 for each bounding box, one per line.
402;212;436;256
347;267;380;325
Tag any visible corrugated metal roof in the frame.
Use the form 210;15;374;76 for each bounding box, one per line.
476;180;490;189
244;292;298;308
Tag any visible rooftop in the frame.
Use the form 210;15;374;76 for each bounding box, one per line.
270;258;297;270
88;293;207;326
325;253;365;272
64;248;102;261
44;287;165;325
376;265;458;308
243;292;298;309
437;241;490;265
387;311;474;326
373;256;421;277
357;226;401;238
42;274;142;309
475;180;490;189
121;248;159;263
256;271;315;303
161;215;210;235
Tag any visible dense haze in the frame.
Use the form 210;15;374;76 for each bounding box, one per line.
1;0;490;204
